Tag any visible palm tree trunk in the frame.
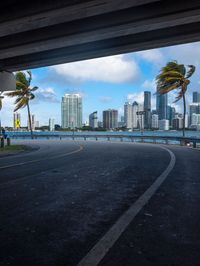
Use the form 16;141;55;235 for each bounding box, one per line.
27;102;33;139
182;92;186;137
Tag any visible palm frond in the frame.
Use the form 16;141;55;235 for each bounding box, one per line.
29;93;35;100
14;97;29;112
15;72;29;87
157;70;183;80
157;83;180;95
185;65;195;79
16;80;27;90
5;90;23;97
31;86;38;92
26;70;32;86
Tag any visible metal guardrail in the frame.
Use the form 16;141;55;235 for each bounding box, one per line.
10;134;200;148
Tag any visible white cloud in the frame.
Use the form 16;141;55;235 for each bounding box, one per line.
34;87;59;103
127;92;144;104
0;95;15;127
127;92;157;110
99;96;113;103
50;55;140;84
137;49;164;64
166;42;200;68
142;79;156;92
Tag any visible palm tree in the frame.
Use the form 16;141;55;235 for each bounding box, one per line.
5;71;38;139
156;61;195;137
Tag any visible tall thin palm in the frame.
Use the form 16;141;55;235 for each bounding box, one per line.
156;61;195;137
5;71;38;139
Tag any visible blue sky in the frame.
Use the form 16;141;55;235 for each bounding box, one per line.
1;41;200;127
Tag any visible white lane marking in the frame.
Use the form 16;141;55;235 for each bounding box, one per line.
0;145;83;170
77;146;176;266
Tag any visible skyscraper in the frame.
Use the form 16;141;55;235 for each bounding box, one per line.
189;103;200;126
151;114;159;129
89;111;98;129
156;90;168;120
27;114;35;130
144;91;151;129
103;109;118;129
49;118;55;131
167;106;176;126
124;101;143;129
193;91;200;103
61;94;82;128
124;102;132;129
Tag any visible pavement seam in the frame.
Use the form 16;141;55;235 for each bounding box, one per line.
77;145;176;266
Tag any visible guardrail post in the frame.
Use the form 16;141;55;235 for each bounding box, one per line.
141;138;144;143
96;137;98;141
193;141;197;148
1;137;4;148
120;137;123;142
7;138;11;146
84;137;86;141
153;139;156;144
165;139;168;145
60;137;62;140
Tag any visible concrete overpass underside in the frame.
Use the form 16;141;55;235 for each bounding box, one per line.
0;0;200;71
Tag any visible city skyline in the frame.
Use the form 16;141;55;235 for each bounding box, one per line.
1;41;200;127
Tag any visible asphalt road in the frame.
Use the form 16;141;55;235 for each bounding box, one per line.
0;140;199;266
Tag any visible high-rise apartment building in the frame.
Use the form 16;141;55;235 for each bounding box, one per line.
191;113;200;126
103;109;118;129
151;114;159;129
156;89;168;120
167;106;176;126
137;103;144;130
189;103;200;125
124;101;144;129
158;119;169;130
49;118;55;131
61;94;82;128
193;91;200;103
89;111;98;129
172;118;183;130
144;91;151;129
124;102;133;129
27;114;36;130
13;112;21;129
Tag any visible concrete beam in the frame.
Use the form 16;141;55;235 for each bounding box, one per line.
0;0;200;70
